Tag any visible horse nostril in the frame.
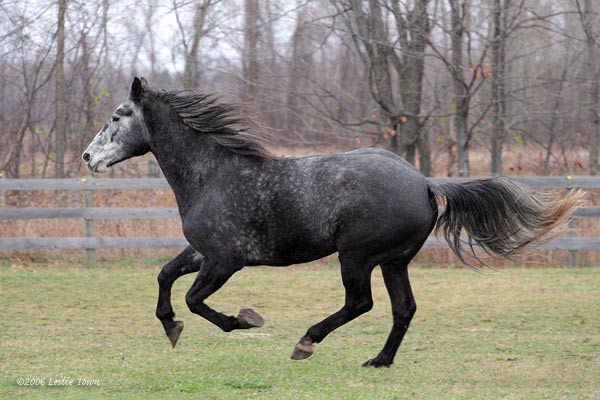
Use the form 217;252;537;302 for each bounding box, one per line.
82;152;91;162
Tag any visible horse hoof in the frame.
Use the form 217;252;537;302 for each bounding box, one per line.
291;340;314;360
362;358;392;368
237;308;264;329
167;320;184;348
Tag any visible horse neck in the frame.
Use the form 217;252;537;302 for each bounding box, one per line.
142;103;242;213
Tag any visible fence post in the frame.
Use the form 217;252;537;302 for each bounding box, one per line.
148;159;160;178
83;177;96;265
566;175;576;268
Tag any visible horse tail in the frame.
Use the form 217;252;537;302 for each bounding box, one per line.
430;177;584;267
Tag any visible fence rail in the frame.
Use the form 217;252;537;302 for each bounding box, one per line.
1;206;598;220
0;207;179;220
2;176;600;191
1;177;598;266
1;236;599;251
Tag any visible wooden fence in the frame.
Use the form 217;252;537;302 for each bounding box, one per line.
1;176;599;266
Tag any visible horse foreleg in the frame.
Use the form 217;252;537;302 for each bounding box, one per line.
156;246;203;347
185;258;264;332
292;254;375;360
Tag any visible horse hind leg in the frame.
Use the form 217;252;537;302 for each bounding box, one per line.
362;259;416;367
363;196;436;367
156;246;203;348
291;253;375;361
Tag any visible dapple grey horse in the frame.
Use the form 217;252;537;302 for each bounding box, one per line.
83;78;582;367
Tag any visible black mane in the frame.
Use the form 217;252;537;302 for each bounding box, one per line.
144;88;273;158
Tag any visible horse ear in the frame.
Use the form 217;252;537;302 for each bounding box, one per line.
130;77;143;102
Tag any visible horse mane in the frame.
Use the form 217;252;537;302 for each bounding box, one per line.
144;88;273;159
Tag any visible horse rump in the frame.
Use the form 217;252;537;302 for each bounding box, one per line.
430;177;585;267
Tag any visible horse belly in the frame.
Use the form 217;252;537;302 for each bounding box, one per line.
257;222;337;266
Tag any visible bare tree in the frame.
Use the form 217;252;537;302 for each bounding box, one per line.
339;0;432;175
144;0;159;80
182;0;212;90
54;0;67;178
490;0;512;175
577;0;599;175
0;0;597;180
242;0;260;101
449;0;470;176
167;0;219;91
286;9;315;136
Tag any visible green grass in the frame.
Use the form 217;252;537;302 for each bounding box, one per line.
1;260;599;399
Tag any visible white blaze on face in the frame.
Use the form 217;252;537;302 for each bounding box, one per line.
82;101;140;173
83;130;122;173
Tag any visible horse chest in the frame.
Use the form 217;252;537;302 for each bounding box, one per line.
180;209;269;259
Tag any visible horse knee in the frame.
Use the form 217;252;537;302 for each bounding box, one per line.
157;270;170;287
409;302;417;316
392;303;416;327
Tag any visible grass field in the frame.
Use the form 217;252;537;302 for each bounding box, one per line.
1;259;599;399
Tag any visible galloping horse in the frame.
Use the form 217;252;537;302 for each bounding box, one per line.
82;78;582;367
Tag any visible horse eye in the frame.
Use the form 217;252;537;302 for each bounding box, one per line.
112;116;120;122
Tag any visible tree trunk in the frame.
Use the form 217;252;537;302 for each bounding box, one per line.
30;127;36;178
0;74;5;166
449;0;470;176
418;129;432;176
456;109;470;176
337;46;353;124
242;0;260;102
183;0;210;90
584;0;599;174
344;0;429;173
80;34;94;169
351;0;396;115
395;0;429;175
10;124;28;178
261;0;281;129
590;69;600;175
54;0;67;178
398;116;419;164
145;0;158;80
490;0;510;175
286;10;307;136
542;49;569;174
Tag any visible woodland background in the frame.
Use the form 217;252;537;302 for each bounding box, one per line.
1;0;599;179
